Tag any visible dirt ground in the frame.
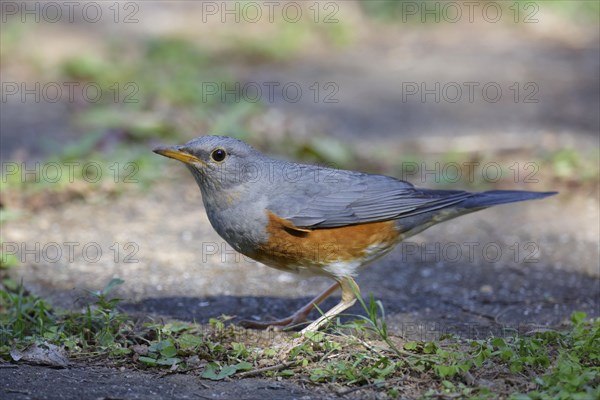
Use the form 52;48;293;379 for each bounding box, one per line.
1;2;599;399
0;363;330;400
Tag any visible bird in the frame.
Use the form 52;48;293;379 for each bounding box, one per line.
153;135;557;333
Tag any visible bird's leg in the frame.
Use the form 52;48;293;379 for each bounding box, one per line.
300;277;358;334
239;281;340;330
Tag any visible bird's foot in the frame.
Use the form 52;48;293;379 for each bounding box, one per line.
239;311;309;331
238;282;342;331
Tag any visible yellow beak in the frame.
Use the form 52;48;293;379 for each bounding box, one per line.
153;146;205;165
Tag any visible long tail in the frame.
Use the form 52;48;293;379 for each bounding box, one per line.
396;189;557;237
458;190;557;209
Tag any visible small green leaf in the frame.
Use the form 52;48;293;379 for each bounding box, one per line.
110;346;131;356
571;311;587;325
263;348;277;357
160;345;178;358
156;357;181;366
423;342;437;354
178;334;203;351
403;341;418;351
441;380;455;389
304;331;325;343
201;362;221;380
148;339;177;358
492;337;507;348
500;349;514;360
208;318;225;331
201;362;241;380
97;331;115;347
162;322;190;334
101;278;125;296
436;365;457;378
139;356;158;366
234;361;253;371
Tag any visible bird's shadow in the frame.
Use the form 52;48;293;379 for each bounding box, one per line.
120;295;350;327
119;260;599;339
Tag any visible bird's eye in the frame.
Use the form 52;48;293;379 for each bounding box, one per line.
211;148;227;162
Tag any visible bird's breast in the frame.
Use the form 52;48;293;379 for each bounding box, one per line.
247;211;402;278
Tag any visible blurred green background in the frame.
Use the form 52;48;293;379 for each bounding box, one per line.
1;0;598;238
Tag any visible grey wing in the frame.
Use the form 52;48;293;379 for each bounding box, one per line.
268;169;473;229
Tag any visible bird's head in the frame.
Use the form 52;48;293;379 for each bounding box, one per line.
153;135;264;194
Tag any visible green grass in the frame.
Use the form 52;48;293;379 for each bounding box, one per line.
1;279;597;398
361;0;600;24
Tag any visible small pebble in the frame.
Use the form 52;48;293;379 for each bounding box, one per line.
479;284;494;294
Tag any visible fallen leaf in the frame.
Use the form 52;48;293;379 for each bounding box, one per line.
10;343;69;368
